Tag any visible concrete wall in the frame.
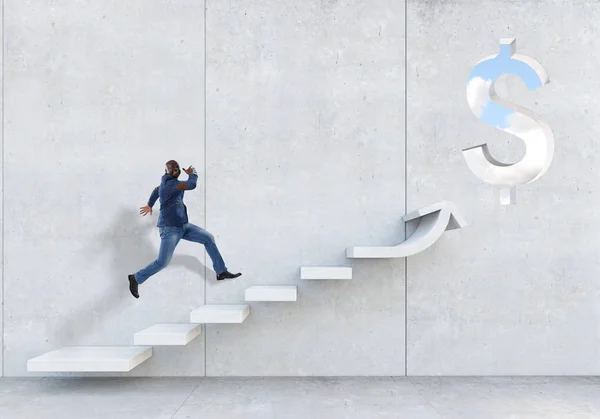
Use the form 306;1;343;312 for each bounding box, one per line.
406;0;600;375
204;0;405;376
4;0;206;376
2;0;599;377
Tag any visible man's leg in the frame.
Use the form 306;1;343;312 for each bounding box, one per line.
182;223;241;280
128;226;182;297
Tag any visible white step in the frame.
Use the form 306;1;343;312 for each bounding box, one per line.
300;267;352;280
190;304;250;324
133;323;202;346
245;285;297;302
27;346;152;372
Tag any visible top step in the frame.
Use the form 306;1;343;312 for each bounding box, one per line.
346;201;467;259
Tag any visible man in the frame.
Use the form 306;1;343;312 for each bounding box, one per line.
127;160;241;298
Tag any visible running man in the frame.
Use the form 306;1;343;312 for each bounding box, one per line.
128;160;241;298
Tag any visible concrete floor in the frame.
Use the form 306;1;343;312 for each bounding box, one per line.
0;377;599;418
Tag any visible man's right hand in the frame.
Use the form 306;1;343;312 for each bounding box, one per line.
183;165;197;175
140;205;152;216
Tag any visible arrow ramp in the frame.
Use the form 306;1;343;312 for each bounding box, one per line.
346;201;467;258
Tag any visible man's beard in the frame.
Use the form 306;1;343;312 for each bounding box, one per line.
166;168;180;178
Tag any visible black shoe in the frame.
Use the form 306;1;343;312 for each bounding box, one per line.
217;271;242;281
128;274;139;298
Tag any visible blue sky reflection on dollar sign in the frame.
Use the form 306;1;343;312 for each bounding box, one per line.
463;38;554;200
467;41;543;129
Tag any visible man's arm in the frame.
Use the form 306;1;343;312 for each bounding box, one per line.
177;173;198;191
147;186;159;207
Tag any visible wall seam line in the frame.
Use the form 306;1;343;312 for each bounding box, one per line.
203;0;207;378
403;0;408;378
2;0;5;378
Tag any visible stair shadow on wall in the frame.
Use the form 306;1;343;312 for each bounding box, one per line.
52;207;208;345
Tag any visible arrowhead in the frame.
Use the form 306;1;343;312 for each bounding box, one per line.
402;201;468;231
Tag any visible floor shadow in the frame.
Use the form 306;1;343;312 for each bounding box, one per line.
52;207;209;345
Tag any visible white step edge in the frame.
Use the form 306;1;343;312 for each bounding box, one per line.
190;304;250;324
134;323;202;346
300;267;352;280
27;346;152;372
245;285;297;302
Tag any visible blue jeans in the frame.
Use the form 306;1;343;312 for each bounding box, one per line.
134;223;227;284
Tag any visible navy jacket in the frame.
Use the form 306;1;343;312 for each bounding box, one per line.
147;173;198;227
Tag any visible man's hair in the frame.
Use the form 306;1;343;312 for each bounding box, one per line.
165;160;179;173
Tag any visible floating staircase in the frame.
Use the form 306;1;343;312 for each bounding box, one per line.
26;201;466;373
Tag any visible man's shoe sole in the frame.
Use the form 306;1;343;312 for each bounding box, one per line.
217;273;242;281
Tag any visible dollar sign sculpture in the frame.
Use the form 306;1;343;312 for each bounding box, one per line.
463;38;554;205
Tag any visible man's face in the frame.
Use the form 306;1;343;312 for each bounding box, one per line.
165;160;180;178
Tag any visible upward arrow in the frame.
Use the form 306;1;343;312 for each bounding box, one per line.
346;201;467;259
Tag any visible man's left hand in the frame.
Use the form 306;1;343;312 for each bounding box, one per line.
140;205;152;216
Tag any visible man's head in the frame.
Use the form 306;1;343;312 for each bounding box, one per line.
165;160;181;178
